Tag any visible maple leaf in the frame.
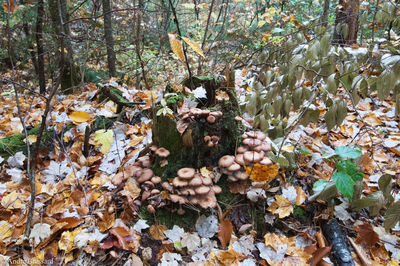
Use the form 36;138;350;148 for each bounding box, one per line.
355;222;379;247
218;218;233;249
245;163;279;182
267;195;293;218
168;33;184;62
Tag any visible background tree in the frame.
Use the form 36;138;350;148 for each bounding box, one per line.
103;0;117;77
333;0;360;44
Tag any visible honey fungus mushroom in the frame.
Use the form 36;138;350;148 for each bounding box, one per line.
155;147;170;158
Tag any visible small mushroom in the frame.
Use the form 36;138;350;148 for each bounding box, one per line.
243;138;262;147
195;186;210;195
149;145;158;152
236;146;248;154
155;147;170;158
234;171;248;180
151;176;162;184
218;155;235;168
162;182;173;192
204;136;211;143
255;131;266;141
228;175;238;182
211;136;220;143
170;194;187;204
227;163;241;172
206;115;216;124
151;189;160;195
147;205;156;214
142;191;151;201
137;169;154;183
243;151;263;163
202;176;213;186
207;141;214;148
235;154;245;166
172;178;188;187
177;208;185;215
177;168;196;180
189;175;203;186
259;157;273;165
213;185;222;194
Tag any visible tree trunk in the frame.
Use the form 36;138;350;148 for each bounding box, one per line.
333;0;360;45
36;0;46;94
102;0;117;77
321;0;330;27
48;0;79;92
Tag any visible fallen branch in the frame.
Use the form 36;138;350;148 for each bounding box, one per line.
322;219;355;266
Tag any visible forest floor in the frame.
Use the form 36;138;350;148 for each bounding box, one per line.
0;65;399;265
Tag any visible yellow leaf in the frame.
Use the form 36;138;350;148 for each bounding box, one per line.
94;129;113;155
59;229;80;253
0;221;12;241
281;145;294;152
200;167;211;177
129;135;143;147
69;111;91;125
295;186;306;205
181;37;205;58
267;195;293;218
149;225;167;240
246;163;279;182
1;191;23;209
168;33;184;62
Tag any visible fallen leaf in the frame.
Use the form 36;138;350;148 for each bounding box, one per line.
69;111;91;125
218;218;233;249
246;163;279;182
355;222;379;247
94;129;114;155
267;195;293;218
149;225;167;240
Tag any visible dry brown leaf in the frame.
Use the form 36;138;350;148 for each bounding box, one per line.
109;226;139;251
99;212;115;232
168;33;184;61
210;248;246;265
309;246;332;266
295;186;306;205
218;218;233;249
149;225;167;240
267;195;293;218
355;222;379;247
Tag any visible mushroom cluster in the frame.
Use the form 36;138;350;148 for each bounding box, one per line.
218;131;272;182
163;167;222;214
179;108;223;124
204;135;220;147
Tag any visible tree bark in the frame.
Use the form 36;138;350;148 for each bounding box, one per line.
333;0;360;45
48;0;78;91
36;0;46;94
102;0;117;77
321;0;330;27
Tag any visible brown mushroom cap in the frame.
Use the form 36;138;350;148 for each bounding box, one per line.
190;197;198;205
236;146;248;154
218;155;235;168
162;182;173;192
195;186;211;195
241;133;248;139
213;185;222;194
243;138;262;147
189;174;203;186
137;168;154;183
172;177;189;187
147;205;156;214
210;111;223;117
149;145;158;152
235;154;245;166
169;194;187;204
227;163;241;172
259;157;273;165
151;176;162;184
245;131;257;138
228;175;238;182
177;168;196;180
262;142;272;152
234;171;248;180
235;116;243;121
151;189;160;195
202;176;213;186
243;151;263;163
143;181;155;188
142;191;151;201
204;136;211;143
177;208;185;215
255;131;266;141
155;147;170;157
207;142;214;148
211;136;220;143
206;115;216;124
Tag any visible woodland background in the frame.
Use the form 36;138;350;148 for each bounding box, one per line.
0;0;400;265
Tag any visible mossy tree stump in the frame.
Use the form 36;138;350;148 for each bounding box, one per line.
151;76;243;178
